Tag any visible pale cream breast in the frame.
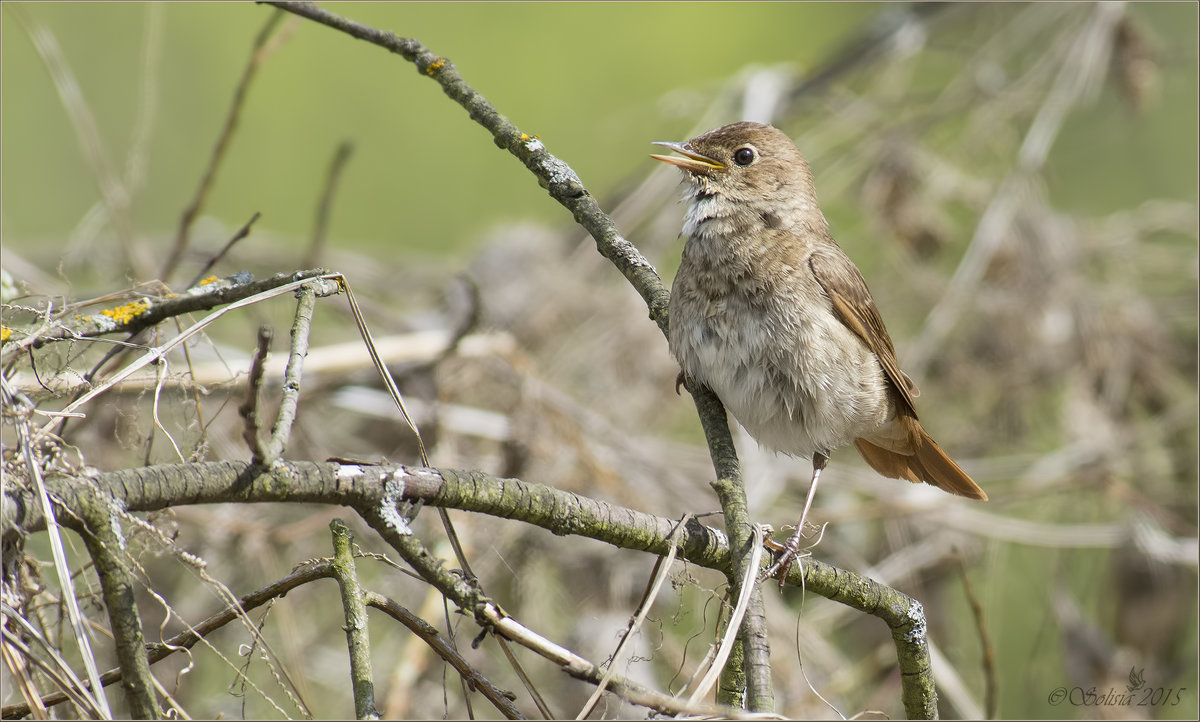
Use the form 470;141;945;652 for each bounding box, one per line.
669;227;893;459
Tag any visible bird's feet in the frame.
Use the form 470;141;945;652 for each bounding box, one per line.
761;526;806;588
761;453;828;588
761;521;826;588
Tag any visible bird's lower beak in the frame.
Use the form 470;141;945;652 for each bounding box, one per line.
650;141;725;173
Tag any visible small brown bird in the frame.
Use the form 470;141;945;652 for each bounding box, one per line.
652;122;987;579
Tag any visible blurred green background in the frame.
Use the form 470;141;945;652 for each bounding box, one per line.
2;1;888;261
2;2;1195;266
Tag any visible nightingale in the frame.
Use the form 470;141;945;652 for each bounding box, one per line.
651;121;987;580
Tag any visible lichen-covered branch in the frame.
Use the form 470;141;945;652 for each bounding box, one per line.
4;269;330;353
794;560;938;719
3;459;937;718
329;520;381;720
694;382;773;711
77;495;159;719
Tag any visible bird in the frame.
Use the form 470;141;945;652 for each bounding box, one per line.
651;121;987;581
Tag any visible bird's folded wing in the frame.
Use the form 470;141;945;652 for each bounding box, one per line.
806;245;920;415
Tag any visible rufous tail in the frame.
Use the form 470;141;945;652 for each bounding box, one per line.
853;428;987;501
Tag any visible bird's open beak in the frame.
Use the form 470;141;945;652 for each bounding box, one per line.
650;141;725;173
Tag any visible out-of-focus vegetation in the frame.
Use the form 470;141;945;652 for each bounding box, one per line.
2;2;1197;720
1;1;882;261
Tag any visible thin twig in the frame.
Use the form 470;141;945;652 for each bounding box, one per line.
147;343;187;463
38;272;339;436
304;141;355;268
443;597;477;720
494;637;553;719
336;275;493;635
8;5;147;279
338;276;490;638
240;325;273;463
577;513;692;719
2;382;113;719
958;556;997;719
160;9;291;282
906;2;1125;377
260;283;324;465
688;525;764;707
185;211;262;290
362;593;525;720
264;1;670;333
338;279;429;465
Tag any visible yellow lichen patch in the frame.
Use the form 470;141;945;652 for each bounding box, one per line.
425;57;446;76
1;326;11;343
197;275;220;286
100;299;151;324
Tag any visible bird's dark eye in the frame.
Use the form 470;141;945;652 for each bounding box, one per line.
733;146;757;166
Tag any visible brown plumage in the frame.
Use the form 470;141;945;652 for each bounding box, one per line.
653;122;986;576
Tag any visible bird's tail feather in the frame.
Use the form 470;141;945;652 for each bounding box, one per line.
853;430;987;500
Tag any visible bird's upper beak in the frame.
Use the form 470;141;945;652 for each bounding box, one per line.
650;141;724;174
